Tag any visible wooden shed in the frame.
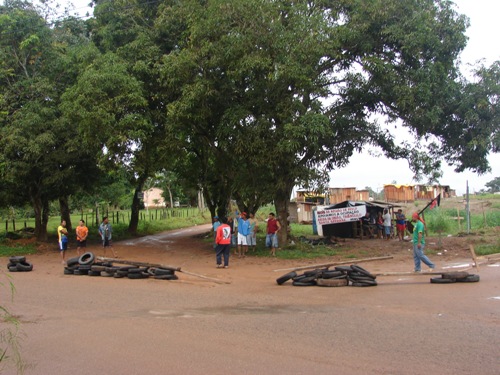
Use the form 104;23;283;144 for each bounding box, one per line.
384;184;415;203
327;187;357;204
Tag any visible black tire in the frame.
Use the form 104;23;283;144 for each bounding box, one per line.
154;268;176;276
276;271;297;285
316;278;348;287
113;272;125;278
8;266;19;272
9;256;26;264
78;252;95;266
321;270;344;279
63;268;74;275
349;275;376;283
299;275;318;283
78;264;92;271
73;269;86;275
128;272;146;279
304;269;325;277
16;261;33;272
456;274;480;283
66;257;80;267
430;277;456;284
292;274;308;281
442;272;469;280
100;271;115;277
334;266;352;272
127;267;142;274
88;270;101;276
105;267;119;274
292;280;317;286
116;270;129;277
351;264;376;279
91;265;106;272
7;262;16;268
154;274;178;280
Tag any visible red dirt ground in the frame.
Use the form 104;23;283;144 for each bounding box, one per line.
2;224;499;375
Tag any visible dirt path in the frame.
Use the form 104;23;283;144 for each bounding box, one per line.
2;225;499;375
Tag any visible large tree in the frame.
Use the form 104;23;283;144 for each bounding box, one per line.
157;0;499;245
0;2;101;239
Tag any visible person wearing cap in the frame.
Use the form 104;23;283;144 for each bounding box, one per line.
411;212;435;272
212;216;221;249
237;212;251;258
395;209;406;241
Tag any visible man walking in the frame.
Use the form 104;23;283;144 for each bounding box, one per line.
411;212;435;272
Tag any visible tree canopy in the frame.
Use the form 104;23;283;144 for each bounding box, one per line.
1;0;499;243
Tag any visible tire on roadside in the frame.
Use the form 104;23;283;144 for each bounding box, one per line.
430;277;456;284
16;261;33;272
441;271;469;280
456;274;480;283
276;271;297;285
78;252;95;266
9;256;26;264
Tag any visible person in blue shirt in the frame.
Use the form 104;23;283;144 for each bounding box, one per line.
236;212;251;258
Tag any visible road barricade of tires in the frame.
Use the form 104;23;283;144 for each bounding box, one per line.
64;252;178;281
276;264;377;287
430;272;479;284
6;256;33;272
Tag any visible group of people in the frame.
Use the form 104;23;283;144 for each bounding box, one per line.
57;216;116;264
213;212;281;268
361;208;407;241
361;208;435;272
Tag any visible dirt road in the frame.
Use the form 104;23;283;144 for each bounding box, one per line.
2;224;499;374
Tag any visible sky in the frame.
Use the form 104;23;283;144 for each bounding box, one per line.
66;0;500;195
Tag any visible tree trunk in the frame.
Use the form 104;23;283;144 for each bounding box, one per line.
33;195;49;241
274;185;293;247
59;195;72;231
128;180;146;235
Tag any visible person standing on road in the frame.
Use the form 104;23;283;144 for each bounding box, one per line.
395;209;406;241
99;216;117;258
383;209;392;240
237;212;250;258
57;220;69;265
215;217;232;268
75;219;89;256
411;212;435;272
266;212;281;257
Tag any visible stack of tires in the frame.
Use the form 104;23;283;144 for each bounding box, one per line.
430;272;479;284
63;252;178;281
6;256;33;272
276;264;377;287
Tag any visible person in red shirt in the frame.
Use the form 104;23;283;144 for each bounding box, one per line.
266;212;281;256
215;217;232;268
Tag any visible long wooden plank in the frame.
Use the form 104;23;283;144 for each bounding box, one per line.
469;245;480;273
97;257;230;284
272;256;393;272
97;257;180;271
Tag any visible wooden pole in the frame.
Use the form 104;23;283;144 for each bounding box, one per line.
273;255;393;272
97;257;230;284
469;244;480;273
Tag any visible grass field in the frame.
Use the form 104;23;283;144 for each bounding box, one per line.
1;195;499;258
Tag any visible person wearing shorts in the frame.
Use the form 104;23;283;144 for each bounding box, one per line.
247;213;258;251
75;219;89;256
57;220;69;265
395;209;406;241
237;212;250;258
266;212;281;256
